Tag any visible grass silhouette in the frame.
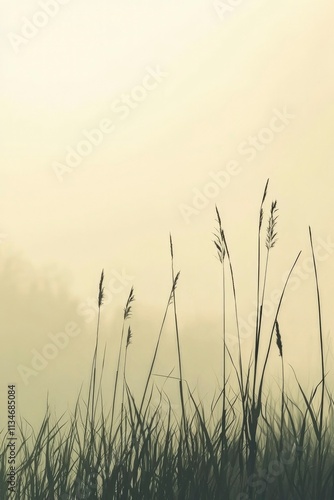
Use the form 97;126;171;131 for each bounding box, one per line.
1;181;333;499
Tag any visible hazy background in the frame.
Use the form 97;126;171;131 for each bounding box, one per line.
1;0;334;425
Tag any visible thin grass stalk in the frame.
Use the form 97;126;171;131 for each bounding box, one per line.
169;234;187;444
275;320;285;453
96;343;107;419
252;249;269;404
121;326;132;415
253;200;278;403
257;251;301;404
255;179;269;349
215;206;248;473
213;208;228;458
221;255;227;461
91;270;105;419
215;207;245;403
309;226;326;495
110;287;134;439
120;326;132;455
225;249;244;396
309;227;325;442
139;271;180;415
84;269;104;444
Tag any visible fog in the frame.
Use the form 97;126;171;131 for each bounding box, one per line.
1;0;334;426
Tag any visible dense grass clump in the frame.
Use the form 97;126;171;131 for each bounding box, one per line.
1;181;334;499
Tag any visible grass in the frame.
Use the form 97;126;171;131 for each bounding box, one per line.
1;181;334;499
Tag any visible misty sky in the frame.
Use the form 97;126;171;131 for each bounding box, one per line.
1;0;334;424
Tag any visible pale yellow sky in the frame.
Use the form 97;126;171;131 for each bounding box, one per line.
1;0;334;423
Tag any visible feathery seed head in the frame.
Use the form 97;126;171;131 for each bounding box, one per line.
169;233;174;260
266;201;278;249
98;269;105;308
259;208;264;230
261;179;269;206
169;271;180;305
214;207;226;263
126;326;133;348
259;179;269;230
124;287;135;319
275;320;283;357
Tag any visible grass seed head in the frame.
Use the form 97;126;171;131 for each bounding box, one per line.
126;326;133;348
259;179;269;230
124;287;135;319
214;206;226;263
275;320;283;357
266;201;278;249
169;233;174;260
98;269;105;307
